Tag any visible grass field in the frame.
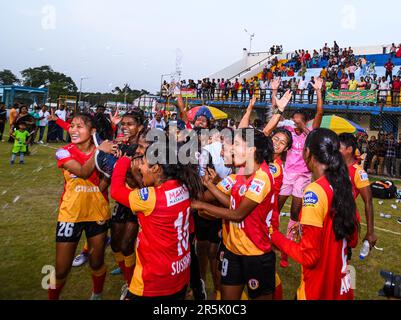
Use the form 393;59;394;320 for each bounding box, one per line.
0;128;400;300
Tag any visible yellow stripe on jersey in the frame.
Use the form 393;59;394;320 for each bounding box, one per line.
130;247;144;296
128;187;157;216
353;164;370;190
297;268;307;300
300;182;328;228
244;170;271;204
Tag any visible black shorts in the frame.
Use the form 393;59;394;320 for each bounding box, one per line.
193;211;221;244
125;286;187;300
220;246;276;299
56;220;109;243
111;203;138;224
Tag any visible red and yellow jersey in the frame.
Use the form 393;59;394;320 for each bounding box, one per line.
217;161;275;256
348;162;370;199
269;157;283;230
297;176;354;300
128;180;192;297
56;144;110;223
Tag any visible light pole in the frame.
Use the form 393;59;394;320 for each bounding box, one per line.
244;29;255;53
78;76;89;106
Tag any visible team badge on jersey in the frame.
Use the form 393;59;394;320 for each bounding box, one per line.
239;185;247;196
248;279;259;290
248;178;265;195
55;149;71;160
359;170;368;181
139;188;149;201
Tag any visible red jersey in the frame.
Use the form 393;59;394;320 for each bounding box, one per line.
298;177;356;300
217;161;275;255
269;158;283;230
56;144;109;222
348;162;370;200
127;180;192;297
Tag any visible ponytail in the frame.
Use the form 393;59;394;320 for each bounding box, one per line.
305;129;358;241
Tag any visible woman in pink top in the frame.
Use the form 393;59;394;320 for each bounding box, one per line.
276;78;324;268
340;74;349;90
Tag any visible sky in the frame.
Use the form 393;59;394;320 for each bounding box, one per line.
1;0;400;94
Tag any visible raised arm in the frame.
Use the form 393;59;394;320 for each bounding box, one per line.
312;77;324;129
270;77;281;107
238;96;257;128
176;92;189;124
263;90;292;136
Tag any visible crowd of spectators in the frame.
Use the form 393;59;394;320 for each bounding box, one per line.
359;132;401;178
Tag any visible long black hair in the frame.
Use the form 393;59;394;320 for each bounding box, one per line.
146;138;203;200
305;128;358;241
238;128;274;164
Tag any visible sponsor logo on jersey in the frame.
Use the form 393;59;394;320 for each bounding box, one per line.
165;186;190;207
248;178;265;195
220;176;234;192
139;187;149;201
55;148;71;161
75;185;100;193
239;185;247;196
359;170;368;181
303;191;319;206
248;279;259;290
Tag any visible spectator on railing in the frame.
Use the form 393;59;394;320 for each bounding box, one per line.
211;79;216;100
233;78;240;101
319;66;328;80
219;78;225;100
357;77;367;90
396;45;401;58
384;58;395;81
290;78;298;103
241;79;248;102
297;76;307;103
348;75;358;91
391;75;401;106
385;134;397;177
307;76;315;104
322;43;330;60
378;76;390;105
340;74;349;90
390;43;397;58
259;78;268;102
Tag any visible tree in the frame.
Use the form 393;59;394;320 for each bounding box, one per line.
20;65;78;101
0;69;20;85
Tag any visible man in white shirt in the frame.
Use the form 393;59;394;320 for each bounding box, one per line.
149;111;166;131
379;76;390;105
37;105;50;143
298;76;307;103
55;105;67;141
259;79;268;102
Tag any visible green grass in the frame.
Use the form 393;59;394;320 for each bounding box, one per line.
0;127;400;300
